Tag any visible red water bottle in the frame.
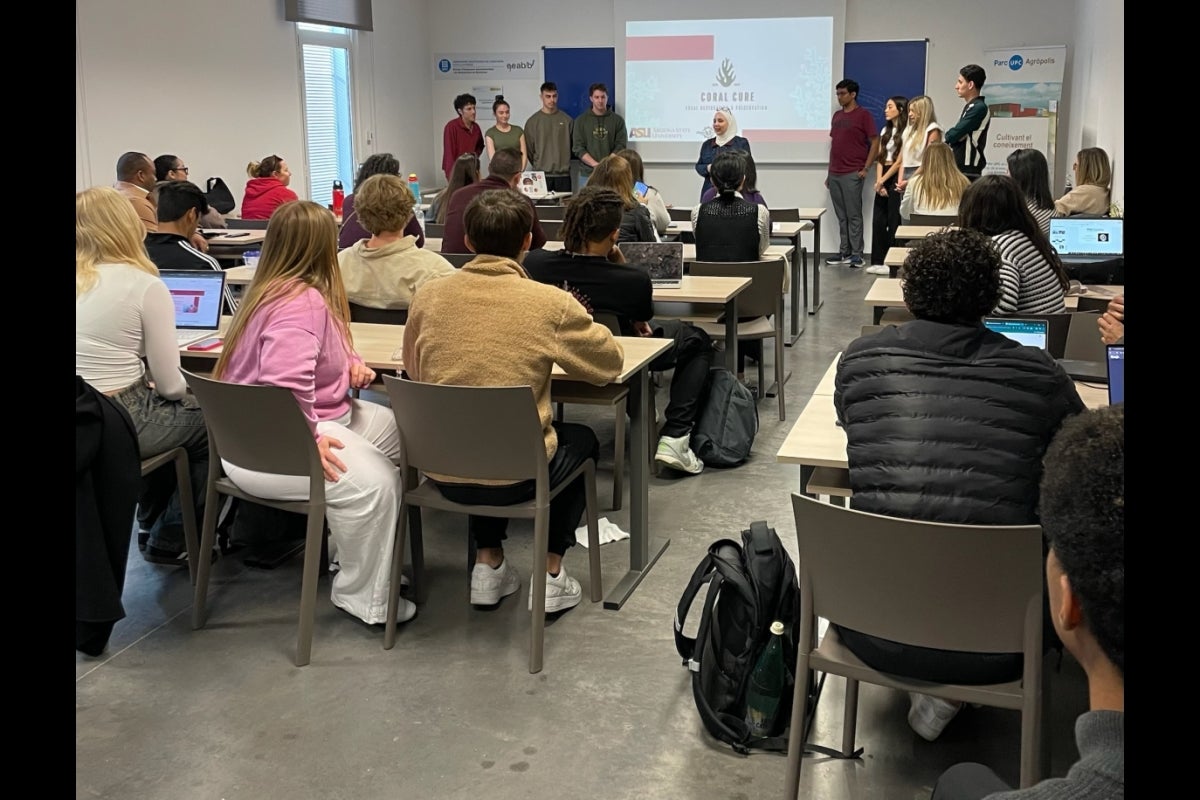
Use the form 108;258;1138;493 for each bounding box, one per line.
332;180;345;222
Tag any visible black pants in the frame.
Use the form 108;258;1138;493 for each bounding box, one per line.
431;422;598;556
931;763;1012;800
835;626;1024;685
545;174;571;193
629;320;714;438
870;172;901;266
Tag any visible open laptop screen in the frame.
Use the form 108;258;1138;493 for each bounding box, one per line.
983;317;1049;350
1048;218;1123;258
1107;344;1124;404
159;270;226;330
620;242;684;284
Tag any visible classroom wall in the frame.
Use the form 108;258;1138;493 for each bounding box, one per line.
1063;0;1123;207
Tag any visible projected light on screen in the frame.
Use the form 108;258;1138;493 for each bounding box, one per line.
624;18;833;144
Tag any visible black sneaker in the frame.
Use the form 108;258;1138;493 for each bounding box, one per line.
825;253;851;266
848;256;865;268
144;544;218;566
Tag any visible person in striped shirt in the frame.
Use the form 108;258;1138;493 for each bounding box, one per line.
957;176;1068;315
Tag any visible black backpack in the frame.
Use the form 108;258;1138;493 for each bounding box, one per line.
690;368;758;468
674;521;821;754
205;177;237;215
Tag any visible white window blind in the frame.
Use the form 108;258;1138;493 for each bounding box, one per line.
286;0;372;32
298;27;355;204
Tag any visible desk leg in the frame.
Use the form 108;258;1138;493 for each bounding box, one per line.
604;367;669;610
724;296;739;374
786;234;805;345
800;464;816;498
873;305;885;325
809;218;824;315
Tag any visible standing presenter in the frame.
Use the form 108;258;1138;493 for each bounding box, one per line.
695;109;750;201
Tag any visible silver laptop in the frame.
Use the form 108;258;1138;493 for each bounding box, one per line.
1048;218;1123;264
160;269;227;345
621;241;684;288
983;317;1049;350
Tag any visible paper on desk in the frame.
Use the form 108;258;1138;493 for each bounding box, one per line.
573;517;630;548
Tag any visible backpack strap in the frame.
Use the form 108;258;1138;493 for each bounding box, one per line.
674;545;722;663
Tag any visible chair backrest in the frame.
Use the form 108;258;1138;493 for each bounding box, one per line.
227;218;270;230
348;302;408;325
1064;311;1106;361
769;207;800;223
593;312;623;336
441;252;475;269
535;205;567;220
689;259;785;319
181;369;322;481
908;213;958;227
540;219;564;241
383;376;549;484
791;494;1042;654
424;222;446;238
668;206;692;222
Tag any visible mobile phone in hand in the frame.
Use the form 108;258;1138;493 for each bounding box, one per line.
186;337;223;351
634;181;649;197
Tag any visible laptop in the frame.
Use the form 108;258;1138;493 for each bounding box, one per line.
620;241;684;288
1048;218;1123;264
160;269;227;345
1106;344;1124;404
983;317;1049;351
518;171;549;199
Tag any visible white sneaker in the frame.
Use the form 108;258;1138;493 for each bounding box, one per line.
865;264;890;275
655;433;704;475
529;565;583;613
394;597;417;624
470;559;521;606
907;692;962;741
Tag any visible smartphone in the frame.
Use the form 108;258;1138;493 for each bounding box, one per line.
634;181;649;197
223;232;251;238
186;337;224;351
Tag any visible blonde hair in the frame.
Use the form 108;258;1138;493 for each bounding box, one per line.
1075;147;1112;189
246;155;286;179
215;201;351;378
355;174;416;235
912;143;970;211
76;186;158;296
904;95;939;160
588;155;637;210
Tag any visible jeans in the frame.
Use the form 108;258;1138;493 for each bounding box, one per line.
870;172;902;266
431;422;598;556
113;377;208;551
628;320;714;439
576;170;591;192
828;171;866;258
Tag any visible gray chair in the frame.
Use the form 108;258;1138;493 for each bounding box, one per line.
226;218;270;230
783;494;1046;794
182;369;333;667
348;302;408;325
424;222;446;238
441;252;475;269
381;376;602;674
539;219;563;241
688;259;788;420
139;447;201;584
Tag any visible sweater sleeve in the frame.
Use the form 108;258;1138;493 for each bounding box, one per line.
571;116;587;160
442;121;455;179
614;116;628;151
141;280;188;400
258;293;325;437
758;205;770;256
944;102;987;145
554;297;625;386
695;140;713;178
993;258;1021;315
647;189;670;235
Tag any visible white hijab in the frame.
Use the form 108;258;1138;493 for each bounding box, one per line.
714;108;738;147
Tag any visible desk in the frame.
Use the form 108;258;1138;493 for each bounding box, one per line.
418;238;793;265
864;278;1124;325
180;321;672;610
202;229;265;263
895;224;954;241
651;275;751;373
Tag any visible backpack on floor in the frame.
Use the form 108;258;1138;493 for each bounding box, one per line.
674;521;818;755
690;368;758;468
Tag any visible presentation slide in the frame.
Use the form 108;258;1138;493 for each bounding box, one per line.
624;17;833;163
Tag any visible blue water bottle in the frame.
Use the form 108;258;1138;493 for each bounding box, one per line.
407;173;421;204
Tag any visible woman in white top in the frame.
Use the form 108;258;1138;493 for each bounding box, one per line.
900;142;970;220
76;187;210;565
896;95;942;191
616;148;670;236
868;96;909;274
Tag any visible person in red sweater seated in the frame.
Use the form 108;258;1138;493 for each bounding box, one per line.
241;154;299;220
440;147;547;254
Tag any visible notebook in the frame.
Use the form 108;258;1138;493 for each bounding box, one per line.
518;171;549;199
620;241;684;288
1106;344;1124;404
161;269;226;345
983;317;1049;350
1048;218;1123;263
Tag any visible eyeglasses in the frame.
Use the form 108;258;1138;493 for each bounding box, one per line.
835;90;850;96
173;166;189;174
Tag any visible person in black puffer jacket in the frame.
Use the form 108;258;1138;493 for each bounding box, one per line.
833;228;1085;741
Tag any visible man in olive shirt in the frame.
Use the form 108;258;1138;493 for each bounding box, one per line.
571;83;627;190
524;82;573;193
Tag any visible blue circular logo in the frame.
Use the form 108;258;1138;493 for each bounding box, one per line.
1008;54;1024;70
438;59;452;73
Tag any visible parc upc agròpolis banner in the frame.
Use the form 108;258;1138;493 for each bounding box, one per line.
980;45;1066;181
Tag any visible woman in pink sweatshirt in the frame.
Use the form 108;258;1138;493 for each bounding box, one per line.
241;155;299;220
214;200;413;627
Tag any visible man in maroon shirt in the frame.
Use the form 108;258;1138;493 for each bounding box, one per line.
825;79;879;268
440;147;548;254
442;93;485;180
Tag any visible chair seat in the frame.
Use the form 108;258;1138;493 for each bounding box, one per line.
692;316;775;339
214;477;316;515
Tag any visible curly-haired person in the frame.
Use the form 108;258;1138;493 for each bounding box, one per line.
833;228;1085;742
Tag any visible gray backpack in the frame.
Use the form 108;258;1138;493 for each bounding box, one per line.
691;368;758;467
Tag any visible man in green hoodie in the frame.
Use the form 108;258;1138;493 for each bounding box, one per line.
571;83;627;191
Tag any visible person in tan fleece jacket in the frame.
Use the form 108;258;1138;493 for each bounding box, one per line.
403;188;624;614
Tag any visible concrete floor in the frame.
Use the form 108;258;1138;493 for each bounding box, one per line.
76;263;1088;799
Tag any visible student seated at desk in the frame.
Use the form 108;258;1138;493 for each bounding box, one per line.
144;181;223;273
337;153;426;250
524;186;714;475
155;154;225;229
433;152;481;226
616;149;670;237
75;187;210;567
1055;147;1112;217
241;154;298;220
440;147;547;254
336;174;454;311
403;189;623;613
215;200;414;629
835;229;1084;742
586;155;656;243
899;143;968;221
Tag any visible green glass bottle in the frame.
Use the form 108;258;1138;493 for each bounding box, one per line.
744;620;787;737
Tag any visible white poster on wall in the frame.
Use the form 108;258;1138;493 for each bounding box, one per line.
979;46;1067;180
433;53;539;80
472;85;505;120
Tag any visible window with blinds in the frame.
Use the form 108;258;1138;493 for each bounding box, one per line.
297;25;355;205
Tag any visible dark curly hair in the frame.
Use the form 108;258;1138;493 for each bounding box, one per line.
1038;405;1124;676
901;228;1001;323
354;153;401;190
561;186;625;253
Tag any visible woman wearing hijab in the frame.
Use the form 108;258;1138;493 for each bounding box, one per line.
695;108;751;201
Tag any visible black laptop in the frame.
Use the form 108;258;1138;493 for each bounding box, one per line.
1049;218;1123;264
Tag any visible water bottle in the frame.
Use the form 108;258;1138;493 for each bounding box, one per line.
744;621;787;737
408;173;421;205
332;180;344;223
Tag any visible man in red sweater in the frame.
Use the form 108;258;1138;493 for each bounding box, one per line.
442;93;485;181
440;148;547;254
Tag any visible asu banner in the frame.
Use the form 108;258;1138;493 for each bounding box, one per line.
980;46;1067;181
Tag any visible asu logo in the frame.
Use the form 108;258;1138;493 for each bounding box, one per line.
630;127;651;137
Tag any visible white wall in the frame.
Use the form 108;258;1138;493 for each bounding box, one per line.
1064;0;1124;207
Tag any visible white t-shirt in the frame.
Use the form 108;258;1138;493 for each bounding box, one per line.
901;122;943;170
76;263;187;398
879;126;902;164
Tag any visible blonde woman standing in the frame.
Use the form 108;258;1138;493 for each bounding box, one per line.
896;95;942;191
900;143;970;220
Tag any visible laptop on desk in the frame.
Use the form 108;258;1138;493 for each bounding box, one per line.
1049;218;1123;264
621;241;684;288
160;269;226;345
983;317;1050;351
1106;344;1124;404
